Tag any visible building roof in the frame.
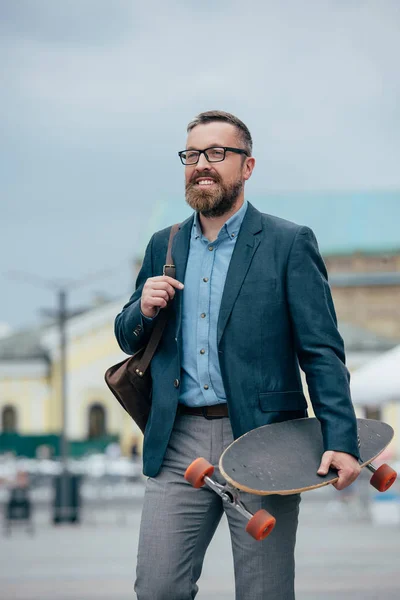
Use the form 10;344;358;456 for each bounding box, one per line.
150;190;400;255
0;327;49;361
0;305;101;362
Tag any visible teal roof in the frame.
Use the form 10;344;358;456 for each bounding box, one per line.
148;190;400;255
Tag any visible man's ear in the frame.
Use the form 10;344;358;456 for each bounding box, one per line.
243;157;256;181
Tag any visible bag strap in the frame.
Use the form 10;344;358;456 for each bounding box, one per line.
135;223;180;376
163;222;179;278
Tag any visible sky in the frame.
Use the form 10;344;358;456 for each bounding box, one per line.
1;0;400;332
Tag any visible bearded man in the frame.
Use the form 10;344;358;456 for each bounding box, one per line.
114;110;360;599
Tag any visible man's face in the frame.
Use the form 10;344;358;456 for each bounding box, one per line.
184;122;253;218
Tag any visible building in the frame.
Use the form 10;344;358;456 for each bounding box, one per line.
1;191;399;457
1;297;399;458
0;301;137;457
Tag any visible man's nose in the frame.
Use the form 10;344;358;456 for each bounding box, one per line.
196;152;211;169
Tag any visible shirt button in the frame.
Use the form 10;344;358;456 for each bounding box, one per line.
203;384;209;390
203;277;209;282
231;233;235;238
174;379;180;388
200;348;205;355
200;313;206;318
208;246;214;251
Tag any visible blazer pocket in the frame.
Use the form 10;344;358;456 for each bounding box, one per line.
258;390;307;412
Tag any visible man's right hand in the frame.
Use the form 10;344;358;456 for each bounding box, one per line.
140;276;184;318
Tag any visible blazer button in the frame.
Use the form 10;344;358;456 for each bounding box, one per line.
174;379;180;388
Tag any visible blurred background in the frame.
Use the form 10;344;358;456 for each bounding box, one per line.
0;1;399;599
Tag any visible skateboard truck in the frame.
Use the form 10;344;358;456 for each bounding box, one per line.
184;457;276;541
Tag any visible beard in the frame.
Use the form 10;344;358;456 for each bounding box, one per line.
185;175;244;218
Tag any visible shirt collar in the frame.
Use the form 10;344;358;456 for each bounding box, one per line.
192;199;248;240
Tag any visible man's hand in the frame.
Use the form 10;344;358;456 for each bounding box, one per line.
317;451;361;491
140;276;184;318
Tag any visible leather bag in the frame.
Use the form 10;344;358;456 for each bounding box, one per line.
104;223;180;433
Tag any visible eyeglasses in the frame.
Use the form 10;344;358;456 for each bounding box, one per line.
178;146;249;165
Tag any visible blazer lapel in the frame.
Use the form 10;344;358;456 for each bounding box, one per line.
171;214;193;337
217;202;263;346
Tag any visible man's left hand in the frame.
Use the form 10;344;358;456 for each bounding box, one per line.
317;451;361;490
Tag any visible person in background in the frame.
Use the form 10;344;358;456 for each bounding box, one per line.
130;436;139;461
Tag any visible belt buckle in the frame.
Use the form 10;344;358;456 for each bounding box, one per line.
201;406;212;420
202;406;224;420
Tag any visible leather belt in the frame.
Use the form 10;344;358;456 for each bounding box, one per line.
178;404;229;419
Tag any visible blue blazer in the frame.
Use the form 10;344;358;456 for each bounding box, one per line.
115;202;359;476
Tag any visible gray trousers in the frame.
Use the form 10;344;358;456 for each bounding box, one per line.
134;414;301;600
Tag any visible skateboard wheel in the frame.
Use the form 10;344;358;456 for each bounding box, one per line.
184;458;214;488
245;509;276;541
370;464;397;492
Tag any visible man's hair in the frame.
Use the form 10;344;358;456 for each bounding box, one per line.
187;110;253;156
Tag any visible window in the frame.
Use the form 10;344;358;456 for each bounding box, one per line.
88;403;107;439
2;405;17;433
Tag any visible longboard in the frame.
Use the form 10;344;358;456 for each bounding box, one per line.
185;418;397;540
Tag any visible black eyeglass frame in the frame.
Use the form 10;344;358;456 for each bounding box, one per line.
178;146;249;165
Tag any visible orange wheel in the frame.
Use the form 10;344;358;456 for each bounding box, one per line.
370;464;397;492
245;509;276;541
184;457;214;488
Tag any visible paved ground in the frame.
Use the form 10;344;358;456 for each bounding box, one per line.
1;489;399;599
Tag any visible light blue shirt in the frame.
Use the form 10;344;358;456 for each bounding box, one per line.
179;200;248;406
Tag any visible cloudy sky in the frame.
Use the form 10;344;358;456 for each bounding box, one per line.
1;0;399;331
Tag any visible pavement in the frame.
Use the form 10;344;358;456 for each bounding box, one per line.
1;487;400;600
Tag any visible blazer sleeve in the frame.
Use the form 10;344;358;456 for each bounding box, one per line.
114;234;160;355
286;226;360;459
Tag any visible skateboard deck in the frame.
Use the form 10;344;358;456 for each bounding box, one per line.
219;418;394;495
185;417;397;540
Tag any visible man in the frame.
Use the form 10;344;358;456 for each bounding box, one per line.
114;111;361;599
